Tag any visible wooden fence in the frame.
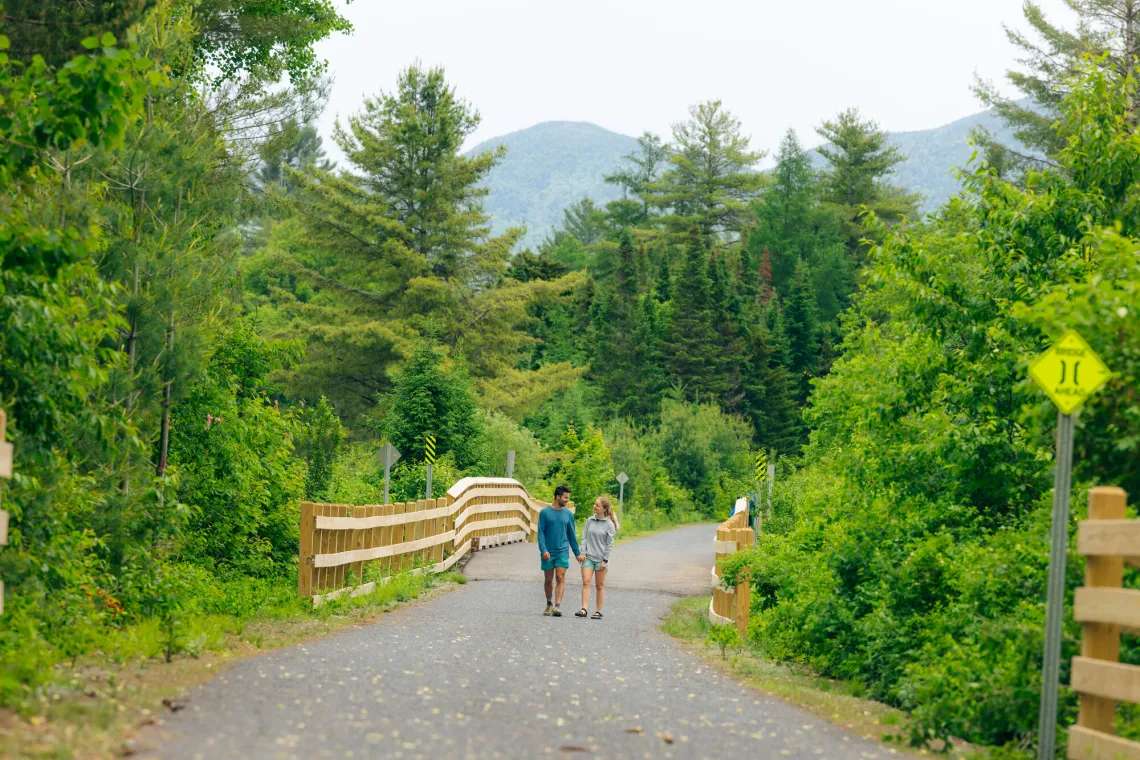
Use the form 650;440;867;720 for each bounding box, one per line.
1068;485;1140;760
298;477;547;606
709;509;755;634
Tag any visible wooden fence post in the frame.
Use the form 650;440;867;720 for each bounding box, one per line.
734;527;754;635
1077;487;1126;734
298;501;315;597
1068;485;1140;760
0;409;12;614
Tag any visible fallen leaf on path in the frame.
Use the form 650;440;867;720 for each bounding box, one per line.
663;732;674;744
559;746;589;753
624;727;644;735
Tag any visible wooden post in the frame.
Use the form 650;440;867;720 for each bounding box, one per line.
734;527;754;635
0;408;12;615
1078;487;1127;733
298;501;315;597
350;505;366;584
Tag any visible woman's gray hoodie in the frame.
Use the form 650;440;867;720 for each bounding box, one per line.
582;515;616;563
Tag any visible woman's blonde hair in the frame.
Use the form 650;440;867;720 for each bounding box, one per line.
594;496;615;523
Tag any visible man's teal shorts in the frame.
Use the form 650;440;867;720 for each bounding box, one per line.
541;553;569;571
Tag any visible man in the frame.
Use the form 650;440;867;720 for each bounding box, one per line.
538;485;584;617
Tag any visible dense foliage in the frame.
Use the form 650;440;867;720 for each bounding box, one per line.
728;58;1140;753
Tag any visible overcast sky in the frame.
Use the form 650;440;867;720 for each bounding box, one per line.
312;0;1075;164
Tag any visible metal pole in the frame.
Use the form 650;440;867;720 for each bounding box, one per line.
383;460;392;506
425;462;433;501
506;449;516;479
767;457;775;517
1036;411;1074;760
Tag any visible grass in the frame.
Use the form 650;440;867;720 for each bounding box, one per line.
660;596;982;759
0;571;467;760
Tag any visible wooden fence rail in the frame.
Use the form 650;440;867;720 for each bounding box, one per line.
709;509;755;634
298;477;547;606
1067;486;1140;760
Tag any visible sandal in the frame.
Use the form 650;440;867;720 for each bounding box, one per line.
591;611;603;619
575;608;588;618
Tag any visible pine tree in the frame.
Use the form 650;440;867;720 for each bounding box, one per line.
741;321;802;456
816;109;919;256
784;258;821;402
752;129;818;290
277;63;557;423
708;252;745;411
647;101;766;242
591;232;646;416
655;256;672;303
605;132;668;228
663;230;723;401
974;0;1140;159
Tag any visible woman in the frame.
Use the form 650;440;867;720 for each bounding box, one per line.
575;497;616;619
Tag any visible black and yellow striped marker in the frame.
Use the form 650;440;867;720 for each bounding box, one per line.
425;434;437;464
754;451;767;485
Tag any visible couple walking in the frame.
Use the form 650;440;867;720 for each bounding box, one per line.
537;485;615;619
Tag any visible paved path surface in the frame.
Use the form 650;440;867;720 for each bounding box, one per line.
142;526;889;759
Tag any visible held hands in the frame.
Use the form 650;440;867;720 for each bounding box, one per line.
542;552;551;560
576;554;586;564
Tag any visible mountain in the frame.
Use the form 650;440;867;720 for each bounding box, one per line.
473;107;1025;247
882;108;1023;212
468;122;638;249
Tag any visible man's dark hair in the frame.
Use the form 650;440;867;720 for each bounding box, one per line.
554;485;571;499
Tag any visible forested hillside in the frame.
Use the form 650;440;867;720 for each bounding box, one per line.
472;106;1025;248
469;122;638;248
3;0;1140;757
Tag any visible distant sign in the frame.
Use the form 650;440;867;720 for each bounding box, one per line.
379;442;401;468
616;472;629;485
754;451;767;485
1028;330;1111;415
424;434;437;464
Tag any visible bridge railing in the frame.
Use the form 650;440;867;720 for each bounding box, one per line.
1067;486;1140;760
298;477;548;605
709;509;755;634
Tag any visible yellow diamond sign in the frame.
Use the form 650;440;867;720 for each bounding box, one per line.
1028;330;1112;415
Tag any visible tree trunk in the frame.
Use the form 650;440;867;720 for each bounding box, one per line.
156;310;174;477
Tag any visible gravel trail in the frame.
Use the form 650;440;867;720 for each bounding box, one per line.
142;525;889;759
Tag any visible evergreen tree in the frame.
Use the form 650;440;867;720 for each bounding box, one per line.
605;132;668;228
277;63;561;423
784;258;821;401
974;0;1140;159
655;256;672;303
257;119;334;192
741;321;801;456
816;109;920;255
591;232;645;416
708;252;745;412
752;129;818;290
663;231;722;401
382;343;483;468
647;101;766;242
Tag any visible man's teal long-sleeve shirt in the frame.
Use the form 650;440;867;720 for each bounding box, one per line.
537;506;579;558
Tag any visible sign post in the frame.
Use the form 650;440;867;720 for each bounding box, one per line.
506;449;516;479
1028;330;1112;760
616;472;629;535
378;442;401;506
424;434;437;500
753;451;769;529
